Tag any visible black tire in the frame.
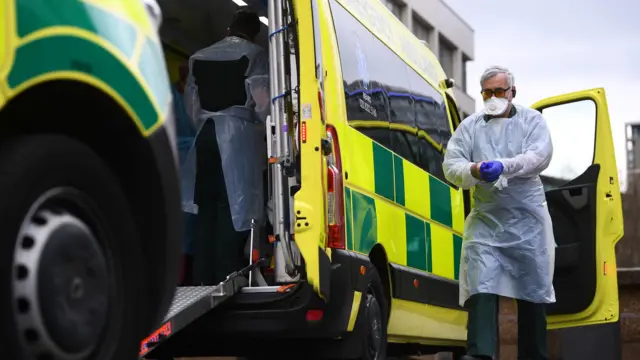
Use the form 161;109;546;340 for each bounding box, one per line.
0;135;146;360
352;265;389;360
452;347;467;360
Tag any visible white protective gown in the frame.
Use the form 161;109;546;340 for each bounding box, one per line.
181;36;270;232
443;104;556;306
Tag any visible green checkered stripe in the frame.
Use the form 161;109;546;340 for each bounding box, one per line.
9;0;169;132
344;142;463;280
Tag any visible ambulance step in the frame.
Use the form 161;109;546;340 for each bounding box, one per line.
139;264;255;359
240;285;281;293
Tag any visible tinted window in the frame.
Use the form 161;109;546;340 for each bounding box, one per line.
330;0;452;186
407;70;451;147
333;10;392;149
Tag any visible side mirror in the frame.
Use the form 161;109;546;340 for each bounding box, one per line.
141;0;163;32
440;78;455;90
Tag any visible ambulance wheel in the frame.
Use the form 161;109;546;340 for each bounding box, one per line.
452;347;467;360
0;135;145;360
352;265;388;360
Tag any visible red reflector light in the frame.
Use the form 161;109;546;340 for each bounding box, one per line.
327;167;336;193
306;309;324;322
325;125;345;250
327;224;343;249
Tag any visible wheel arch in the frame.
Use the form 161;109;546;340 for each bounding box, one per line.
0;79;180;333
368;243;392;317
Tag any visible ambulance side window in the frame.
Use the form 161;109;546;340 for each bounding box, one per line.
406;69;452;185
386;67;418;165
330;0;452;183
332;3;393;149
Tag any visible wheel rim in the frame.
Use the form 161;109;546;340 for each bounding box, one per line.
365;291;383;360
12;188;111;360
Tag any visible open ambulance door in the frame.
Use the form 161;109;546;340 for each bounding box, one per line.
530;88;624;329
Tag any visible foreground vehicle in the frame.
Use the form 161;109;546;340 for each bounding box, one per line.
0;1;181;359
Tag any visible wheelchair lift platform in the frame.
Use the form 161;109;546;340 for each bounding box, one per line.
138;261;261;358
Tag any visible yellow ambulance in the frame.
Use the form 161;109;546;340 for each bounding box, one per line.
1;1;181;359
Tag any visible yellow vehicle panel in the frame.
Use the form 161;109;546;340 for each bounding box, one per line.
531;88;623;329
316;0;468;342
343;131;464;275
327;0;465;275
291;0;331;297
388;299;467;344
1;0;171;137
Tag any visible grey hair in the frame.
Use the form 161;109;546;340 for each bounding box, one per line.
480;66;514;88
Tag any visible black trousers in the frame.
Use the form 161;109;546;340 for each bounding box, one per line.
192;120;250;285
466;293;548;360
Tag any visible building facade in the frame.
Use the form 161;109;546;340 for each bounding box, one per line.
627;122;640;191
381;0;476;118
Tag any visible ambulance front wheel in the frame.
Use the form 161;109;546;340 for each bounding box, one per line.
0;135;146;360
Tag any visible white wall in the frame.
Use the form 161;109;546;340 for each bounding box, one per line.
392;0;476;114
404;0;474;58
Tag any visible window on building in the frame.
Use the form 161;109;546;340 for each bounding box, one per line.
330;0;454;187
461;54;470;92
381;0;402;19
412;15;432;46
438;35;455;78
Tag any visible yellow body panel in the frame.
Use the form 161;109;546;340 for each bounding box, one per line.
291;0;330;296
324;0;465;277
347;291;363;331
531;88;623;329
315;0;467;342
0;0;16;109
388;299;466;343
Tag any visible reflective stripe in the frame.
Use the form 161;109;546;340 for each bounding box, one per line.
345;131;465;281
9;0;171;133
7;36;158;131
16;0;137;58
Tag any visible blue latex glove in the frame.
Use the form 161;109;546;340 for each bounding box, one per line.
479;161;504;182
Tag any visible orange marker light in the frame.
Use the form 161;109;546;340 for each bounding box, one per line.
413;279;419;288
360;265;366;275
277;284;296;293
301;121;307;143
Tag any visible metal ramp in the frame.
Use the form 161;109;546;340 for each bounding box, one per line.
138;262;258;358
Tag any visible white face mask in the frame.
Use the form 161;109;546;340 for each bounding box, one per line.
483;97;510;116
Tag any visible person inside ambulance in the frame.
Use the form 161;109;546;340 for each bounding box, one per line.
442;66;555;360
171;61;198;285
181;8;270;285
173;62;196;164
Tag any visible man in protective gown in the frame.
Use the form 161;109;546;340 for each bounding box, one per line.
443;66;556;360
181;9;270;285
